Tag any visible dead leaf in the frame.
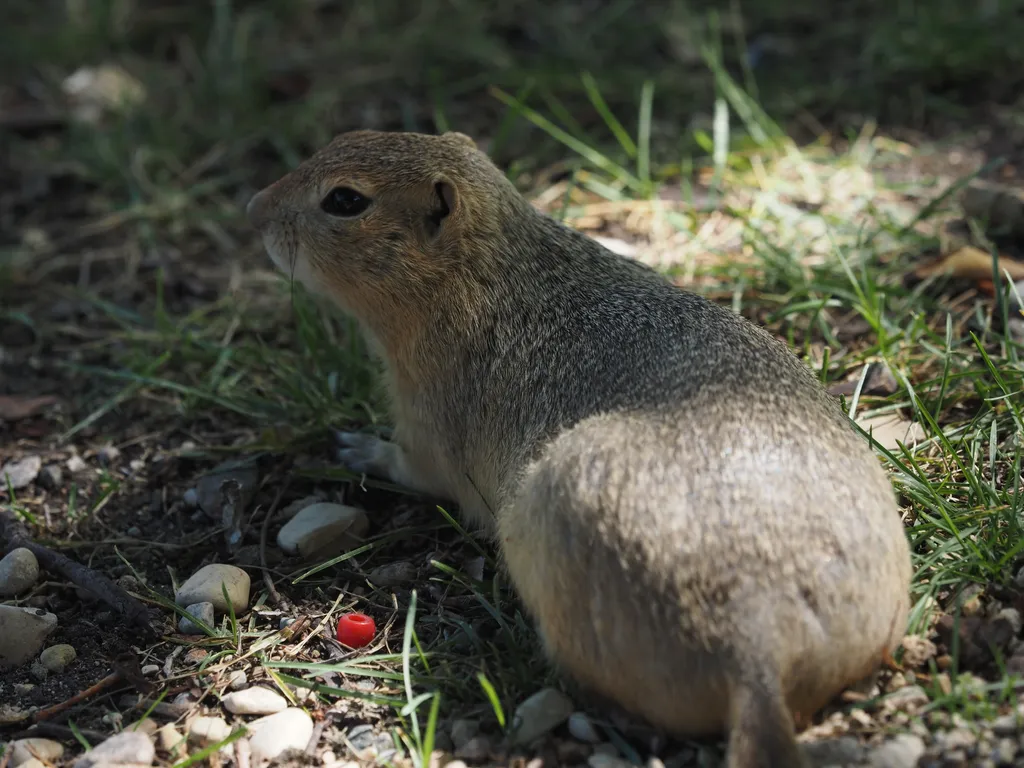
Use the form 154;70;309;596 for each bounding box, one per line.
915;245;1024;282
855;411;926;451
0;394;60;421
828;362;899;398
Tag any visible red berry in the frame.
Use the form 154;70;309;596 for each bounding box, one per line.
336;612;375;648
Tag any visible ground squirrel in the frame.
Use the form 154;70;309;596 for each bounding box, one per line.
247;130;913;768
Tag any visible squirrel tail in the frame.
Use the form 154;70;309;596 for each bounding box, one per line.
726;674;809;768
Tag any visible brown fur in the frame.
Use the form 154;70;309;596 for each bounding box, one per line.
247;129;913;767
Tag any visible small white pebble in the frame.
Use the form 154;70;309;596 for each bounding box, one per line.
10;738;64;766
221;686;288;715
567;711;601;743
0;548;40;598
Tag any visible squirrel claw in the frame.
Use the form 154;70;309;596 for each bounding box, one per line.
336;446;378;475
334;431;393;479
332;427;393;447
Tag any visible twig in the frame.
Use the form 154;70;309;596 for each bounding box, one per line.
304;717;328;757
0;510;156;633
260;480;291;608
881;646;903;672
30;672;123;724
13;722;110;745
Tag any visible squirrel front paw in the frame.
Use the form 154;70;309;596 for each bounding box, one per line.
332;429;451;500
333;430;396;478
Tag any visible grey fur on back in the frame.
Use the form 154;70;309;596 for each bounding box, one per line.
425;209;854;510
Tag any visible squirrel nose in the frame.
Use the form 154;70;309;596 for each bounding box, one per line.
246;188;270;230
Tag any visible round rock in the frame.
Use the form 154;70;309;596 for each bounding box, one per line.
222;686;288;715
10;738;64;766
248;707;314;763
567;711;601;743
0;547;40;597
174;564;250;615
867;734;926;768
276;503;368;558
0;605;58;669
450;719;479;749
178;602;215;635
509;687;573;746
227;669;248;690
194;459;259;519
157;723;185;758
454;736;491;761
72;730;155;768
368;561;417;588
188;715;232;745
2;455;42;490
39;643;77;672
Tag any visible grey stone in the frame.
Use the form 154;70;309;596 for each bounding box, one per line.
97;445;120;465
72;730;155;768
10;738;65;766
276;503;368;558
567;711;601;743
221;686;288;715
509;687;573;746
0;547;40;597
2;455;41;489
157;724;184;757
66;454;88;473
450;719;479;749
992;713;1023;737
368;561;417;588
803;736;865;766
0;605;58;669
995;737;1017;764
454;736;491;761
885;685;930;711
940;728;976;750
39;464;63;490
177;602;215;634
188;715;231;745
174;564;249;615
247;708;314;763
195;459;259;519
996;608;1023;635
868;734;926;768
39;643;77;672
588;756;635;768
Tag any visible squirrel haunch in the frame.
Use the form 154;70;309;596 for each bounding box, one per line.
249;129;912;768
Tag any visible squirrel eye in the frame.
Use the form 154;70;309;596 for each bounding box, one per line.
321;187;371;217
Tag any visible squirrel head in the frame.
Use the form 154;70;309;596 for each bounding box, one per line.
247;130;520;344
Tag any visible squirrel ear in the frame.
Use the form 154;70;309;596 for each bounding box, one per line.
445;131;477;150
426;178;457;239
